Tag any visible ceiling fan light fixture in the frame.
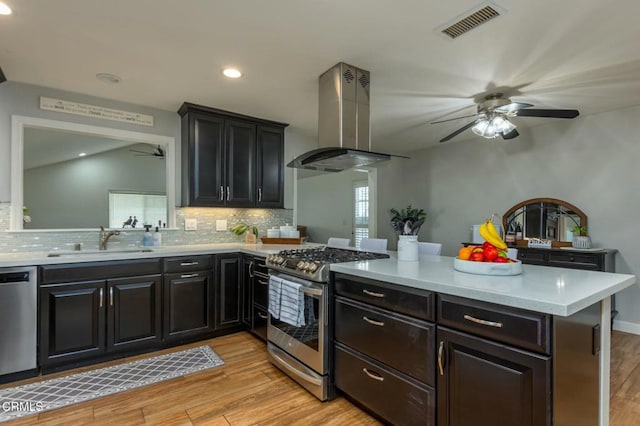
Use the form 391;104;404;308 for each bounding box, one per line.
222;68;243;79
472;114;516;139
0;2;12;15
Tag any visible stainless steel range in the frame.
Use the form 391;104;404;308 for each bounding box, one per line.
265;247;389;401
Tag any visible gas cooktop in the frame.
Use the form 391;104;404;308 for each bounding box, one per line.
266;246;389;282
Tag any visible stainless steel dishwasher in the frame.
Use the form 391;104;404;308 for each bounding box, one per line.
0;266;38;380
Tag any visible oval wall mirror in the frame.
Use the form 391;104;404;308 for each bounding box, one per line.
502;198;587;246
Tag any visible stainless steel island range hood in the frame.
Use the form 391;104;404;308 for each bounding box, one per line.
288;62;396;173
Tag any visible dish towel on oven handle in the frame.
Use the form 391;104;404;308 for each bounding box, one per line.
268;275;283;319
278;278;306;327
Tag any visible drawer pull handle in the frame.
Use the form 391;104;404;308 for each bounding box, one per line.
180;261;199;266
109;287;114;306
257;312;269;319
181;273;199;279
363;289;385;298
258;279;269;286
99;288;104;308
220;186;224;201
362;316;385;327
464;314;503;328
362;368;384;382
438;341;445;376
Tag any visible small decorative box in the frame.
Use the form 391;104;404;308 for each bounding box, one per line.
527;238;552;249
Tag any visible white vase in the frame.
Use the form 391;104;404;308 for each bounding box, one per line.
397;235;419;261
572;235;591;249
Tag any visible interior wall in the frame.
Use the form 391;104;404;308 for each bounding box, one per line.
297;169;367;245
390;105;640;328
24;145;165;228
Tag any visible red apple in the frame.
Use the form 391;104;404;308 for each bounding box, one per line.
484;245;499;261
493;256;508;263
469;252;485;262
482;241;496;250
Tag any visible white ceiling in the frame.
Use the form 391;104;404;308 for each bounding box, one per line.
2;0;640;154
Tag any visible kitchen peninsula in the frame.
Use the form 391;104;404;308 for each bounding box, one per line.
330;255;635;426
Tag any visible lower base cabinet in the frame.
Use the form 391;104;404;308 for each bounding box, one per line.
40;274;162;368
163;271;214;341
335;342;435;426
437;327;551;426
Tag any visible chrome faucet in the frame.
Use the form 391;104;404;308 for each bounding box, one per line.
99;226;120;250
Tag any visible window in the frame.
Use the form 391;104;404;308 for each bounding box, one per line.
354;181;369;248
109;191;167;228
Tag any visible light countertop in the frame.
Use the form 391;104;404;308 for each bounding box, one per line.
330;256;636;317
0;243;323;268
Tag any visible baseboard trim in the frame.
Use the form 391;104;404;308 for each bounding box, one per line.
613;319;640;335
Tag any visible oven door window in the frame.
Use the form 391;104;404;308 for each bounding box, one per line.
270;292;320;352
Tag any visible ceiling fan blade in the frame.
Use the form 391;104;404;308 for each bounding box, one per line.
494;102;533;113
129;149;153;155
440;121;478;143
515;109;579;119
502;129;520;140
431;113;480;125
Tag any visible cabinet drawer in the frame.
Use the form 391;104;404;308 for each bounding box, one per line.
335;296;435;386
252;257;268;276
437;294;551;355
335;342;435;426
252;304;268;341
517;250;547;265
164;255;213;273
548;252;602;271
333;273;434;321
253;274;269;309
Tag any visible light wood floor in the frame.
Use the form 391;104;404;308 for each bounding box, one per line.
3;330;640;425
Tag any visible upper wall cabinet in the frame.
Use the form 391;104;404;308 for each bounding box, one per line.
179;103;288;208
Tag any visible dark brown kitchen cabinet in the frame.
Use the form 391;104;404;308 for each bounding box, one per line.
215;253;242;330
40;281;106;367
256;125;285;208
39;260;163;370
107;276;162;351
333;272;436;425
179;102;288;208
241;255;269;340
437;326;551;426
163;270;214;341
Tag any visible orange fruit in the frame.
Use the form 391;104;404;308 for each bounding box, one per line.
458;246;474;260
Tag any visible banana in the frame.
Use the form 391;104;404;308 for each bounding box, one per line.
479;219;507;250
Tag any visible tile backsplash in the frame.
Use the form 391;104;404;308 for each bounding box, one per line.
0;203;293;253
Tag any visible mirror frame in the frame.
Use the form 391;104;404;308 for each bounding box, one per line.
10;115;176;231
502;197;587;246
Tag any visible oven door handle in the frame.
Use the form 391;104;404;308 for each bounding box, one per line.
269;347;323;386
301;286;323;297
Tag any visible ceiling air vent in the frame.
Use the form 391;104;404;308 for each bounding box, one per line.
440;3;502;39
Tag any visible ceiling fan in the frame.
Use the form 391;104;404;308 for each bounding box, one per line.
433;93;580;143
129;145;165;158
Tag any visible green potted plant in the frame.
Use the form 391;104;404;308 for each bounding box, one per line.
390;205;426;262
571;225;591;249
390;205;426;235
230;222;259;244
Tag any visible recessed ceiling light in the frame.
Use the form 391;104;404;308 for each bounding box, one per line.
96;73;122;84
78;152;87;157
222;68;243;79
0;2;12;15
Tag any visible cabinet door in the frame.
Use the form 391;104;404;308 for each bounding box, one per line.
216;254;242;330
437;327;551;426
107;275;162;351
40;281;106;366
225;120;256;207
163;271;214;341
241;256;254;328
256;125;284;208
182;112;225;206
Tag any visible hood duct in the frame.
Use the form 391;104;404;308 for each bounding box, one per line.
288;62;396;172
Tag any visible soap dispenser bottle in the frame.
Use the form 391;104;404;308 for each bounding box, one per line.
153;226;162;247
143;225;153;247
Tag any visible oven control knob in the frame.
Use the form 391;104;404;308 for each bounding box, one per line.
302;261;312;271
308;263;318;272
296;261;305;270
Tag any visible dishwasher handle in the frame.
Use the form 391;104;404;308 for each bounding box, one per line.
0;271;31;284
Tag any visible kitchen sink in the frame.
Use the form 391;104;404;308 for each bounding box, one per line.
47;248;155;257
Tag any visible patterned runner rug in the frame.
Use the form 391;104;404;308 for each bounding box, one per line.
0;346;224;421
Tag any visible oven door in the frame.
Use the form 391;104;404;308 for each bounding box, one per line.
267;272;327;375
